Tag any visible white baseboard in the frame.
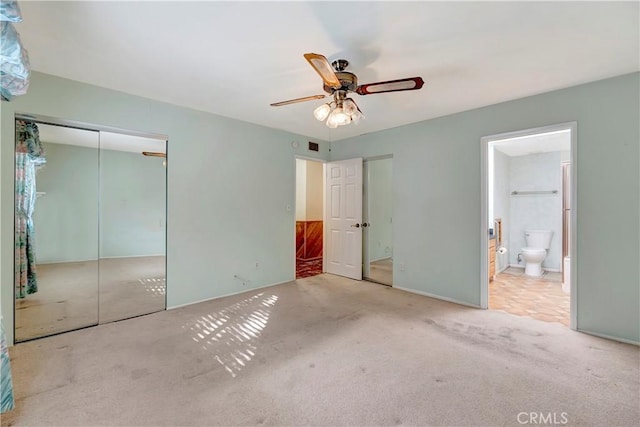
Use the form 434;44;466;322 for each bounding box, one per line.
100;254;165;259
578;329;640;346
39;254;165;264
507;264;561;273
167;279;292;310
496;265;509;274
394;286;481;309
39;258;98;265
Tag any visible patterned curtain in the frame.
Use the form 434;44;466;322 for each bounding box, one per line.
0;316;14;413
15;120;45;298
1;1;30;101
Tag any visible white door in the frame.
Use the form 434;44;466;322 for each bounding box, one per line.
325;158;363;280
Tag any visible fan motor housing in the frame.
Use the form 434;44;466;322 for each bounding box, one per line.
324;71;358;94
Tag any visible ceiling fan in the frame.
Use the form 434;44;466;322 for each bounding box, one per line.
142;151;167;167
142;151;166;158
271;53;424;128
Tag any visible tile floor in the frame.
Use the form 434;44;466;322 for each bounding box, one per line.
489;267;570;326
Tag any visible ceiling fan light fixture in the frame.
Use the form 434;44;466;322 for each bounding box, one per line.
343;98;357;115
272;53;424;129
327;107;350;127
313;103;332;121
351;108;364;125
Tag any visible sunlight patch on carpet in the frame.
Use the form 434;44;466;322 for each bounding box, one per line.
184;292;279;377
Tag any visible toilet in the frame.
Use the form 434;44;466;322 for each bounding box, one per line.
521;230;553;277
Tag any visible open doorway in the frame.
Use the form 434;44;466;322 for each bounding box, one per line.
295;158;324;278
481;123;576;329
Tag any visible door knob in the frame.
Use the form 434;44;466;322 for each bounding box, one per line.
350;223;360;228
362;222;370;227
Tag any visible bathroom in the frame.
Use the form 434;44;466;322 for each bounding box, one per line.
488;128;571;326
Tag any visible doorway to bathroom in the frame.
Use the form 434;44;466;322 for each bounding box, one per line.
481;123;576;329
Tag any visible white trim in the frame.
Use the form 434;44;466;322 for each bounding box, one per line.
99;254;165;259
15;112;168;140
38;258;98;264
480;122;578;330
322;162;327;273
167;280;292;310
363;154;394;162
506;264;561;273
496;265;509;274
480;132;489;309
578;330;639;346
569;123;578;331
38;254;165;264
294;154;327;163
394;286;481;309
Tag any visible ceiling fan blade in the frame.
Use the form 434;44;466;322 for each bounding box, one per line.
356;77;424;95
303;53;342;89
142;151;166;158
270;94;326;107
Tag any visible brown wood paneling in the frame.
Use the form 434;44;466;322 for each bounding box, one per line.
296;221;324;260
296;222;305;259
305;221;323;259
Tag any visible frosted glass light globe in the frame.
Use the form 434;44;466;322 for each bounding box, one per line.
313;103;331;121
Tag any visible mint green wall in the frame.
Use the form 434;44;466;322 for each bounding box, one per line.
2;72;637;344
0;72;329;344
100;149;166;258
330;73;640;344
32;143;165;262
33;142;99;263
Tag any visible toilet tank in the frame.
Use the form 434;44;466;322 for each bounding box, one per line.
525;230;553;249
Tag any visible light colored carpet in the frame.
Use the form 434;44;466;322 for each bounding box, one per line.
15;256;165;341
4;274;638;426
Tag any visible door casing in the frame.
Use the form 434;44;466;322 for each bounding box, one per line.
480;122;577;330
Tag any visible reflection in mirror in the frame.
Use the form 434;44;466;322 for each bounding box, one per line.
14;120;167;342
98;132;166;322
364;157;393;286
15;121;100;341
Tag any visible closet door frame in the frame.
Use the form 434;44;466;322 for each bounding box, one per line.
13;113;168;342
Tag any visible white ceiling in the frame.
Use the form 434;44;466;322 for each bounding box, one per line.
38;123;166;154
16;1;639;141
492;129;570;157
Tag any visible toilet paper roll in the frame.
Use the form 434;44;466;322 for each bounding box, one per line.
497;246;507;255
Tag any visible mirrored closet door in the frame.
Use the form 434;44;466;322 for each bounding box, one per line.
14;121;100;341
98;133;167;323
14;118;167;342
363;156;393;286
